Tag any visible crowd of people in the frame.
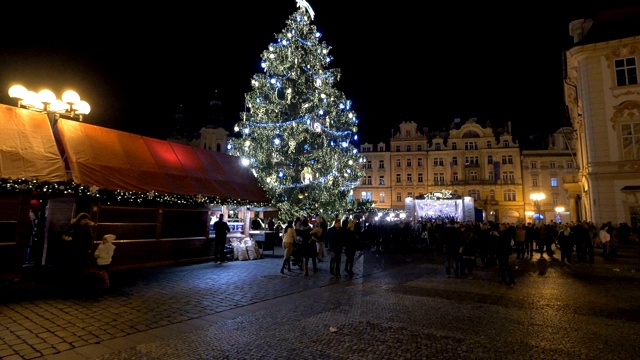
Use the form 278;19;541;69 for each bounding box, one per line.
273;214;638;286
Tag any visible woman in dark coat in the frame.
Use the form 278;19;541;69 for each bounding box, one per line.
61;212;95;288
297;218;315;277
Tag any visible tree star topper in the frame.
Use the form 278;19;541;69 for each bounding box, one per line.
296;0;315;19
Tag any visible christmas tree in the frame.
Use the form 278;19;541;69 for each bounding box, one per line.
228;0;365;220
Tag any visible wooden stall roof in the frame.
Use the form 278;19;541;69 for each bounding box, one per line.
0;104;68;182
54;119;269;203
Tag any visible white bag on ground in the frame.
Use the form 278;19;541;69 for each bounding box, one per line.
245;238;260;260
237;242;249;261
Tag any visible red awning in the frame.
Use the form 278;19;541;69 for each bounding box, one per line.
55;119;269;204
0;104;68;182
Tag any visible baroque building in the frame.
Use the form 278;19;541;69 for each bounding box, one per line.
564;4;640;227
355;119;527;223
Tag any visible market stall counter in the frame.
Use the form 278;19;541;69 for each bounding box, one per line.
249;230;280;255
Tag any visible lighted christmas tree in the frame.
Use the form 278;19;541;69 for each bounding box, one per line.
228;0;365;220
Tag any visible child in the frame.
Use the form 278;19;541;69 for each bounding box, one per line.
94;234;116;288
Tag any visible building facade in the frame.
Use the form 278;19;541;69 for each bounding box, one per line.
521;128;580;224
355;119;529;223
564;6;640;227
390;122;429;210
358;142;391;209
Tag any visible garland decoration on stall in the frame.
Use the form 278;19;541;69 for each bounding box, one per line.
0;177;269;208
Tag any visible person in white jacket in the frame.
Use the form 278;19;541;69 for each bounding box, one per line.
94;234;116;288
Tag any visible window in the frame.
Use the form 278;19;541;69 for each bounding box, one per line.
417;158;423;166
417;173;423;183
551;177;558;187
452;172;459;182
378;160;385;169
502;140;509;148
549;161;556;169
396;192;402;202
621;122;640;160
406;158;412;167
468;189;480;201
489;189;495;201
434;172;445;184
406;173;412;183
503;189;516;201
615;57;638;86
433;157;444;166
395;145;400;152
487;155;493;165
361;191;372;201
366;160;372;169
465;156;479;165
396;174;402;183
470;171;478;181
406;145;412;152
366;176;372;185
435;143;441;150
451;142;457;150
395;159;401;167
417;144;423;151
501;155;513;164
552;196;558;207
379;176;385;185
379;192;385;203
407;192;413;198
566;161;573;169
531;161;538;169
452;156;458;165
502;171;515;183
532;177;538;187
486;141;492;149
464;141;478;150
488;171;494;181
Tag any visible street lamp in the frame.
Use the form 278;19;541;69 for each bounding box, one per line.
8;84;90;122
529;192;546;225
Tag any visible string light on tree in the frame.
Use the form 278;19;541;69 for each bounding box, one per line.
228;0;365;220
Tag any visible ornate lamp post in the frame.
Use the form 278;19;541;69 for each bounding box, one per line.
8;84;90;123
529;192;546;225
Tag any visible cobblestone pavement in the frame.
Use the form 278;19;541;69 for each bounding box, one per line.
1;245;639;360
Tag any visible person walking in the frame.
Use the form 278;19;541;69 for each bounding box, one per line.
557;223;574;265
326;218;343;278
496;223;516;287
441;219;462;278
599;223;611;259
297;218;315;277
459;224;478;278
60;212;95;289
315;215;328;262
213;214;231;263
514;223;526;260
94;234;116;288
280;220;295;274
343;218;357;276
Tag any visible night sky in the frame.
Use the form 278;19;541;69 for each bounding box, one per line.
0;1;636;147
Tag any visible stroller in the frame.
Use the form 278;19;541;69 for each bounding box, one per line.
290;236;304;270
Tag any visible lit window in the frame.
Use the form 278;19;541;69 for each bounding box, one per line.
551;177;558;187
